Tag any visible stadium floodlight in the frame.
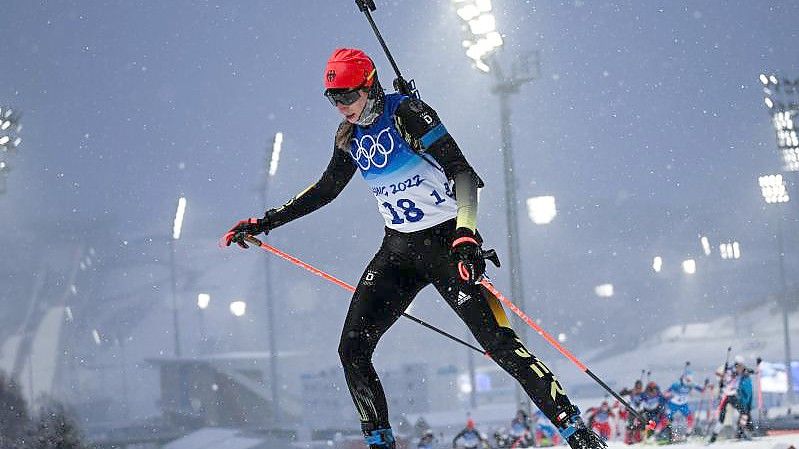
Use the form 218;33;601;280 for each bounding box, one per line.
197;293;211;310
526;195;557;224
172;196;187;240
452;0;503;73
772;110;799;172
0;105;23;194
268;132;283;177
594;283;614;298
229;300;247;317
682;259;696;275
457;374;473;394
652;256;663;273
92;329;102;345
762;74;799;172
782;148;799;172
759;174;790;204
719;241;741;260
700;236;711;256
0;104;22;152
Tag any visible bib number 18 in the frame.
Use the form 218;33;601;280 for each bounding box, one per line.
382;199;424;224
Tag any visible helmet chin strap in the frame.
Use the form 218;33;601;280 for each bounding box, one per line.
354;78;385;127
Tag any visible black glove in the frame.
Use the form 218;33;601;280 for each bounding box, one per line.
450;227;499;283
221;215;270;249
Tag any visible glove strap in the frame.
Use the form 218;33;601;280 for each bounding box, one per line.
452;236;478;248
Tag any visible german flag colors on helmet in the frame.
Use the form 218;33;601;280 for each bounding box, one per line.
324;48;376;90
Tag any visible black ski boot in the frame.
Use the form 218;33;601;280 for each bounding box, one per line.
556;406;607;449
363;427;395;449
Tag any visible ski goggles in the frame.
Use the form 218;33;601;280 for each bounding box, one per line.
324;68;376;106
324;87;364;106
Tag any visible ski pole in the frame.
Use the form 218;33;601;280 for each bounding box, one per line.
717;347;732;395
755;356;763;423
479;279;655;430
241;235;486;354
706;346;732;435
354;0;419;98
703;378;712;422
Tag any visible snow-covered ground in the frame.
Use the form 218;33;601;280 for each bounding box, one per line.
605;433;797;449
162;426;797;449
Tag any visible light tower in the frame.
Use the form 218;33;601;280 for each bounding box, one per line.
263;132;283;425
758;173;794;405
761;74;798;405
452;0;539;411
170;196;187;357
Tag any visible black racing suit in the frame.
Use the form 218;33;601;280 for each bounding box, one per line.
265;97;578;435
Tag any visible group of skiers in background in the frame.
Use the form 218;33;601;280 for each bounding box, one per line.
415;411;562;449
418;354;756;448
613;355;754;445
446;411;562;449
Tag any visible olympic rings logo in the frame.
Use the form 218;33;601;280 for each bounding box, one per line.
351;127;394;171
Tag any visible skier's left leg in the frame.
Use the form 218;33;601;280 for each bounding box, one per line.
430;273;605;449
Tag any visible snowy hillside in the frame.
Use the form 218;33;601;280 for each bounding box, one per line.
549;301;798;396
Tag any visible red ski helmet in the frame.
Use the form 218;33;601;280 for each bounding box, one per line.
324;48;376;90
466;418;475;430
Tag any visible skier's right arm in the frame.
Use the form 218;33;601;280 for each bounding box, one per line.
222;129;355;247
266;142;356;229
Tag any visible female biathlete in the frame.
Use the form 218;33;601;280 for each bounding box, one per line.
223;48;605;449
